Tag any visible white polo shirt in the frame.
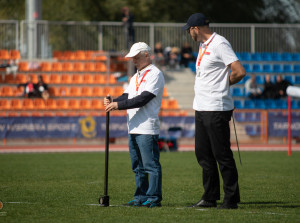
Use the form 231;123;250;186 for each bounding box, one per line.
193;32;238;111
124;64;165;134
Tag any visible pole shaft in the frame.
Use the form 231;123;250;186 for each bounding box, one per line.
104;111;110;195
288;96;291;156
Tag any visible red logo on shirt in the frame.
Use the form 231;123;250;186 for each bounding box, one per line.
204;52;210;55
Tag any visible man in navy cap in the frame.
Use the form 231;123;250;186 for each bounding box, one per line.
183;13;246;209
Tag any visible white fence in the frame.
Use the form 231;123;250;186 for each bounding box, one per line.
1;20;300;59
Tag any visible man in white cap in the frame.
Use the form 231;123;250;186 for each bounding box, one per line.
104;42;165;208
183;13;246;209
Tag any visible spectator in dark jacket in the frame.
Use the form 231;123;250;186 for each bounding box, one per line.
274;75;292;98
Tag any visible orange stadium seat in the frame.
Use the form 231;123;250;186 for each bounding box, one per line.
79;99;91;110
10;99;22;110
92;86;104;97
84;62;95;72
52;51;63;60
14;86;23;96
55;112;66;116
45;99;57;110
31;74;38;83
48;87;58;97
31;112;42;117
58;86;69;97
81;86;92;97
10;50;21;60
95;62;107;72
40;62;52;71
33;98;46;110
4;74;15;83
51;62;62;72
74;51;86;60
0;99;10;110
72;74;83;84
0;86;14;97
22;99;34;110
56;99;68;110
112;86;124;97
63;51;75;60
0;49;10;60
62;62;73;72
40;74;50;84
15;73;27;84
82;73;93;84
60;73;72;84
18;62;29;71
49;74;61;84
68;99;79;110
103;87;114;96
107;75;116;84
93;74;105;84
69;86;81;97
7;112;19;117
91;99;104;110
73;62;84;72
94;51;107;61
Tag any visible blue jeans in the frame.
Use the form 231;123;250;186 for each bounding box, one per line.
128;134;162;203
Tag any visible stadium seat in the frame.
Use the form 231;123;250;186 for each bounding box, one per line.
240;52;251;61
69;86;81;97
233;100;243;109
92;87;104;97
91;99;104;110
82;74;93;84
242;64;251;73
244;100;255;109
275;99;288;109
262;64;272;73
254;99;265;109
256;75;264;84
68;99;80;110
33;98;46;110
52;51;63;59
0;49;10;60
56;99;68;110
4;74;15;83
261;52;272;61
235;52;241;60
22;98;34;110
60;73;72;84
40;74;50;84
0;99;10;110
282;64;293;73
0;86;14;97
10;50;21;60
81;86;92;96
273;64;282;73
251;53;262;61
103;87;114;96
264;99;276;109
245;112;261;122
233;112;245;122
45;99;57;110
108;75;117;84
245;125;261;136
40;62;52;72
284;75;294;84
231;87;244;97
48;87;58;97
112;86;124;97
271;52;281;61
84;62;95;72
49;74;61;84
293;65;300;73
295;76;300;85
292;53;300;61
62;62;73;72
18;62;29;71
51;62;62;72
10;99;22;110
93;74;105;84
252;64;262;73
73;62;84;72
95;62;107;72
58;86;69;97
74;51;86;60
79;99;91;110
281;52;292;61
63;51;75;60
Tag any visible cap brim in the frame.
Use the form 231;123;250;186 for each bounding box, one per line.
125;51;139;58
182;24;190;30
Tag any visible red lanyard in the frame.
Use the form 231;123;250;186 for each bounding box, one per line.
197;33;216;66
136;70;150;91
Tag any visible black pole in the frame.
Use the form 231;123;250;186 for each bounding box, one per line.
99;97;110;207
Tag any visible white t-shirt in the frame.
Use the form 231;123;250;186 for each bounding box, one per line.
124;64;165;134
193;32;238;111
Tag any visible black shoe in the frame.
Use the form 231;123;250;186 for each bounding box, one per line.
217;203;238;209
123;200;141;207
189;199;217;208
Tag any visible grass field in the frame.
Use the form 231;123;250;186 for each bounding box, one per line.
0;151;299;223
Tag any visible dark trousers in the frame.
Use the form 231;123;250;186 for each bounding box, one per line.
195;110;240;204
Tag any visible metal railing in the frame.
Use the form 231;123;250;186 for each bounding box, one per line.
1;20;300;59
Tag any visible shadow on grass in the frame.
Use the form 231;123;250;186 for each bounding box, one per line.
240;201;300;209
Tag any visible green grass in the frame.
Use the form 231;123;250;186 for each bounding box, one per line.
0;151;299;223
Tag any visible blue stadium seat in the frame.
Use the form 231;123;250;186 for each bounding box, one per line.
275;99;288;109
252;64;262;73
261;52;272;61
256;75;264;84
254;99;265;109
244;100;255;109
271;52;281;61
235;52;241;60
240;52;251;61
264;99;276;109
293;65;300;73
262;64;272;73
292;53;300;61
233;112;246;122
273;64;282;73
245;112;261;122
234;100;243;109
251;53;262;61
282;64;292;73
281;53;292;61
243;64;251;73
245;125;261;136
284;75;294;85
295;76;300;85
188;61;196;73
232;87;244;97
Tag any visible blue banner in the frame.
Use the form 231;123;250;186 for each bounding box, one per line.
268;112;300;137
0;116;195;139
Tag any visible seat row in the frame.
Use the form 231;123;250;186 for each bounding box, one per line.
0;97;179;111
1;73;117;85
236;74;299;85
52;50;109;61
243;63;300;73
234;99;300;109
0;49;21;60
237;52;300;62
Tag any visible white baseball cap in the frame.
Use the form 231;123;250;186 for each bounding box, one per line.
125;42;151;58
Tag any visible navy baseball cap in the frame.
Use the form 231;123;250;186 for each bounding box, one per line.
182;13;210;30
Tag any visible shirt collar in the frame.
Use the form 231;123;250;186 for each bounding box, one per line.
202;32;216;46
138;64;152;76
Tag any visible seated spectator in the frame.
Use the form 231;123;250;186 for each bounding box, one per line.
18;75;37;98
166;46;180;70
262;74;276;99
35;75;49;100
245;74;262;99
154;42;165;67
274;75;292;98
180;42;194;68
